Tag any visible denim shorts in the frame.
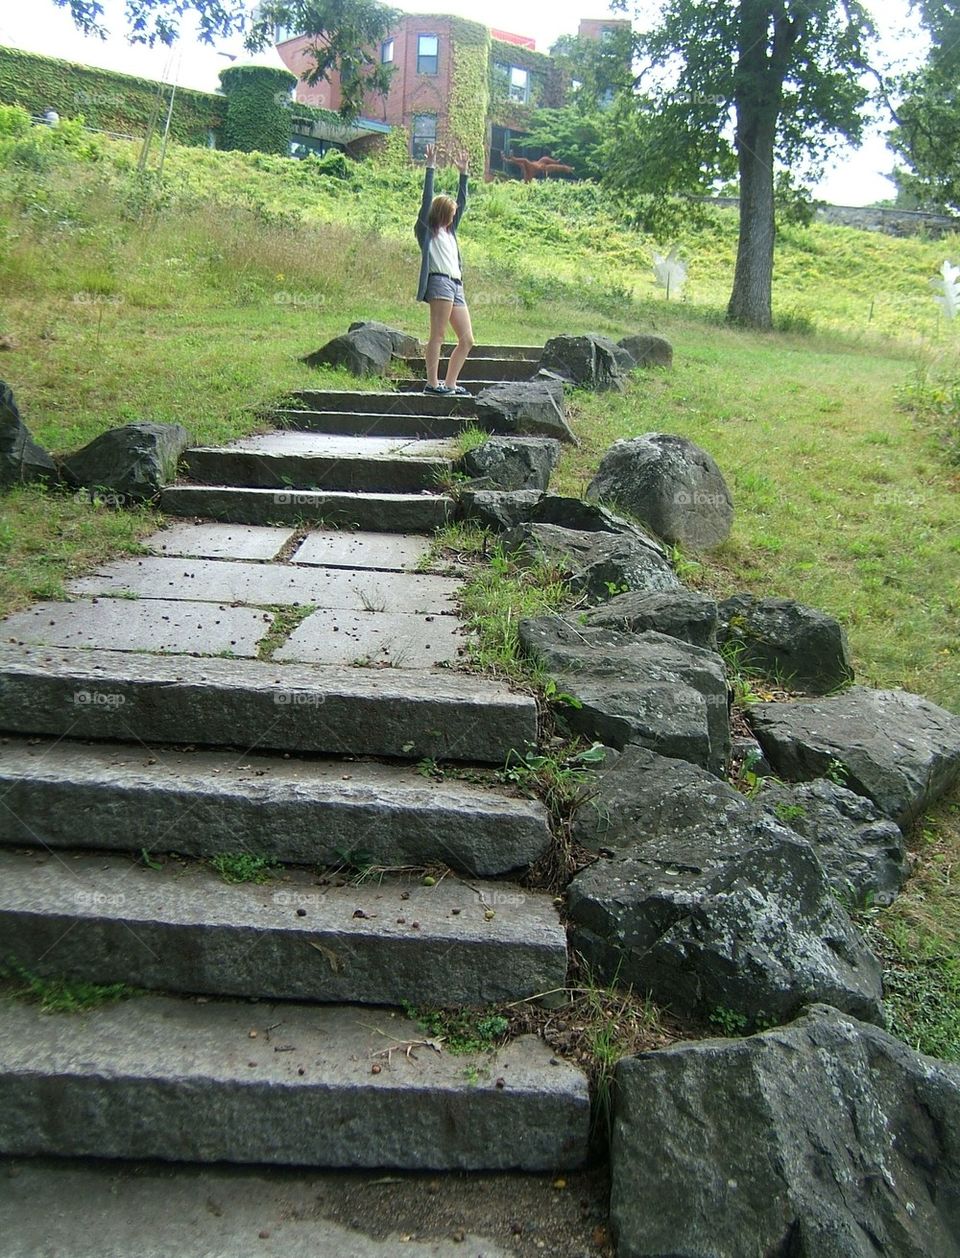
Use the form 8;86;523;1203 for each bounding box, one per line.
425;273;466;306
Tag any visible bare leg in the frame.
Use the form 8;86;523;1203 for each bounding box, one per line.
444;303;475;389
426;299;453;387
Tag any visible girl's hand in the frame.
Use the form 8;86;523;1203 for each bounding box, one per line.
424;143;437;167
455;150;469;174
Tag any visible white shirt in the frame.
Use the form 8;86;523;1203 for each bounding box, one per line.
427;228;461;280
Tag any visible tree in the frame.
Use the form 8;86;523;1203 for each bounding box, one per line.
55;0;400;122
514;107;610;180
606;1;875;328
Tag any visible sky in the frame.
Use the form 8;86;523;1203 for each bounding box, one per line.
0;0;931;205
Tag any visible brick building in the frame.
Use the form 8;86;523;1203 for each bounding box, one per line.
275;12;617;178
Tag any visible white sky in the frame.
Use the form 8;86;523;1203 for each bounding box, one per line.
0;0;930;205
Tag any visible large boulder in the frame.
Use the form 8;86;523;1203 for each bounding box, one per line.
582;589;719;650
587;432;734;550
0;382;58;491
568;746;883;1025
618;332;673;368
611;1004;960;1258
756;777;907;908
347;320;420;358
301;325;395;376
719;593;853;693
459;436;559;492
504;523;680;604
62;422;191;502
538;334;628;392
750;687;960;828
457;488;543;531
519;619;729;775
474;381;577;445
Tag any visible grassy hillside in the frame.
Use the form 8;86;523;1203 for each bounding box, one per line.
1;115;959;1056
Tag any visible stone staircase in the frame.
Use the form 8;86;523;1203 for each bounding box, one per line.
0;344;593;1174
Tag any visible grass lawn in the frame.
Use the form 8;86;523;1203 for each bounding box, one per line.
1;117;958;1056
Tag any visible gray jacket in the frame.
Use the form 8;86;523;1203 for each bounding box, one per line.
414;166;468;302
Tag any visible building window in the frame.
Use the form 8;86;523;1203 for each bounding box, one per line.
381;38;394;64
412;113;437;159
417;34;439;75
509;66;529;103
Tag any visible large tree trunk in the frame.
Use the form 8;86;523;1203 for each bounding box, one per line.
727;106;777;329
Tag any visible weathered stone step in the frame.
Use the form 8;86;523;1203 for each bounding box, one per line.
288;390;477;417
396;380;495;395
403;358;536;383
0;851;567;1006
0;737;551;876
0;997;590;1169
440;343;542;360
274;409;473;439
181;432;454;494
0;644;536;763
159;485;453;530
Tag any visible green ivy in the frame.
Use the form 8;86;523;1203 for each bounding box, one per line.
0;44;224;146
219;65;298;156
488;37;563;131
448;18;490;174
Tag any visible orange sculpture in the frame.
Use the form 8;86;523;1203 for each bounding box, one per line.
504;155;575;182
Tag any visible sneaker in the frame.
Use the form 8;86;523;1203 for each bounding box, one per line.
423;383;451;395
446;384;471;396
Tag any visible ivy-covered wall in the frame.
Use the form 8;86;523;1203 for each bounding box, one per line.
0;45;224;146
448;17;490;175
488;37;563;132
219;65;297;156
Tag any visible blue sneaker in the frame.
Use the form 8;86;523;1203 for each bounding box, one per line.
423;383;452;395
446;384;471;396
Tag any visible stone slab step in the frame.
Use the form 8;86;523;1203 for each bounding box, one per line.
289;390;477;417
0;737;551;875
182;432;454;494
0;997;589;1169
0;851;568;1006
274;608;467;666
439;343;542;360
65;555;461;613
159;485;454;531
0;644;535;763
396;380;495;395
142;524;438;570
143;522;296;562
403;358;536;383
274;409;472;439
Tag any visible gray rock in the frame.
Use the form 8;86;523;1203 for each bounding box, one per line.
62;422;191;502
302;326;394;376
617;333;673;368
0;381;58;491
347;320;421;358
719;593;853;693
756;778;907;908
474;381;578;445
611;1004;960;1258
458;488;544;531
587;432;734;550
750;687;960;828
504;523;680;604
538;334;627;392
568;746;883;1025
460;436;560;492
531;496;663;549
519;618;729;775
583;589;719;649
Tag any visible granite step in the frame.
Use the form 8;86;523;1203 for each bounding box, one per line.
0;996;590;1169
439;343;542;360
0;644;536;763
0;737;551;876
0;851;568;1006
288;390;477;417
396;380;498;395
273;409;473;439
403;357;536;383
159;485;454;530
181;432;455;494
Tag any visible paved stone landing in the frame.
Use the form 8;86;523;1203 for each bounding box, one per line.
291;529;433;571
143;522;295;561
275;609;465;666
0;598;272;657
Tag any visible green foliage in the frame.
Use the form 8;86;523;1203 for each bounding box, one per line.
55;0;247;44
897;360;960;466
1;958;140;1014
219;64;297;156
404;1002;510;1054
209;852;280;883
549;30;635;111
249;1;400;122
500;741;606;814
448;18;490;173
0;44;224;146
514;107;608;180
